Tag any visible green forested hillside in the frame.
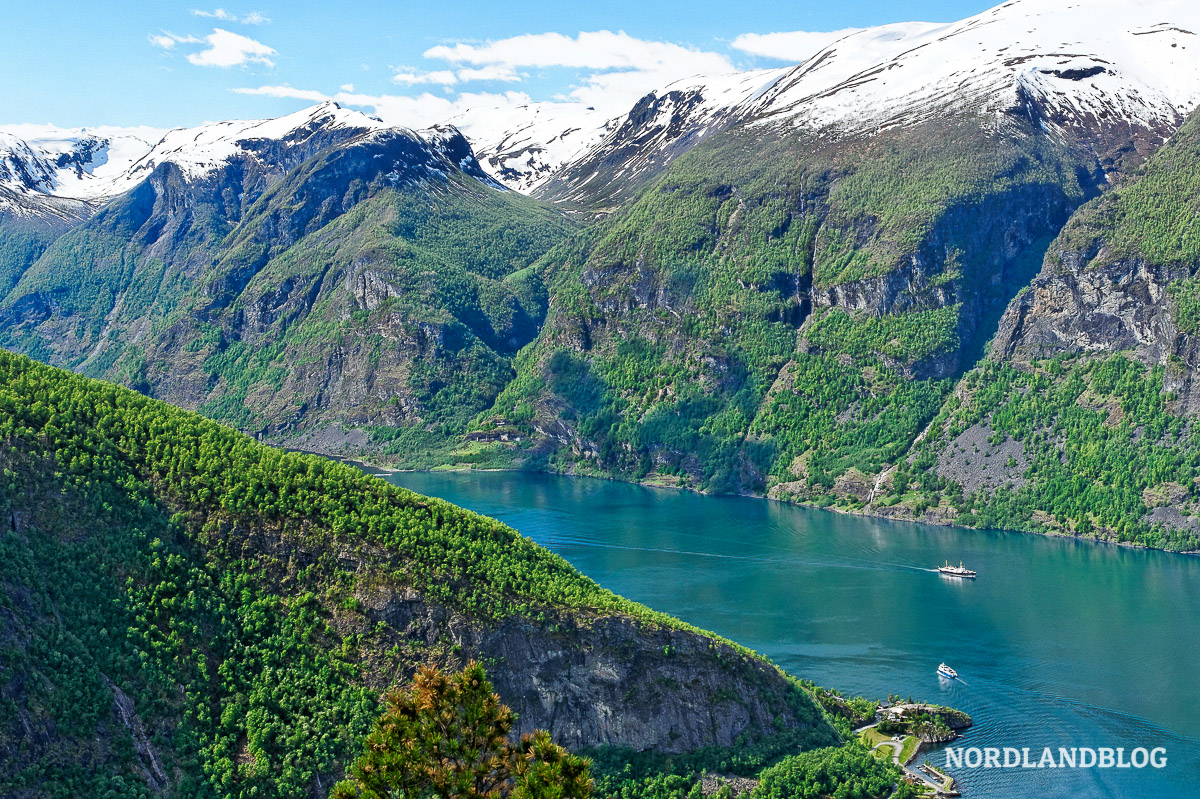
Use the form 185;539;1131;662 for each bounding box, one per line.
0;350;859;799
0;221;60;298
159;174;570;449
0;131;573;461
466;115;1099;494
6;100;1200;550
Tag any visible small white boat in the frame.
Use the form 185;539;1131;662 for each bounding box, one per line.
937;662;958;679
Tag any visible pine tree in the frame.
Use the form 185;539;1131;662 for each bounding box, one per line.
331;661;592;799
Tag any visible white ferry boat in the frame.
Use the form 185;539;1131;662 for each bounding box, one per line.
937;560;977;578
937;662;959;679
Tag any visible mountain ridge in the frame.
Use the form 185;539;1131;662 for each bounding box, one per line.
5;0;1200;551
9;0;1200;217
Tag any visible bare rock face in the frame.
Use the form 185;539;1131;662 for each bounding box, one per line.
360;586;834;754
993;254;1182;362
992;249;1200;414
486;614;820;752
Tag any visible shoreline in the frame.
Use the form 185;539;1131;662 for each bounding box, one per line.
337;458;1200;557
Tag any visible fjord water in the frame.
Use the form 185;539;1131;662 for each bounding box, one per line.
386;470;1200;798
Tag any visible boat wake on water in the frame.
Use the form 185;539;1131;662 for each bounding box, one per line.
542;533;943;575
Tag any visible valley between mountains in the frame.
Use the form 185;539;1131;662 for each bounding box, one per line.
6;0;1200;557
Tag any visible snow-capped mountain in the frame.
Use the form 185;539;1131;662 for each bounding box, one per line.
535;68;788;207
7;0;1200;215
1;126;163;199
113;101;385;191
448;100;616;195
0;125;162;221
0;103;489;222
462;0;1200;202
743;0;1200;139
441;72;789;200
0;133;58;196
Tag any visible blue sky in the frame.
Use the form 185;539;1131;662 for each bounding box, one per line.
1;0;996;129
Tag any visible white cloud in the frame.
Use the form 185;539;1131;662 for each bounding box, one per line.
424;30;733;75
730;29;862;61
186;28;276;67
224;29;752;140
231;84;329;101
392;70;459;86
192;8;270;25
148;32;201;50
455;65;522;83
415;30;736;119
149;27;274;67
390;65;525;86
229;84;540;131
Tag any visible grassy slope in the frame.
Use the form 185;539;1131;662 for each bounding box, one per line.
0;350;850;799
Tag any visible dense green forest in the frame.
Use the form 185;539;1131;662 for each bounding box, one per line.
1;350;915;798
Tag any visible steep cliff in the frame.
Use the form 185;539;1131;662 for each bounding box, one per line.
886;106;1200;547
993;108;1200;408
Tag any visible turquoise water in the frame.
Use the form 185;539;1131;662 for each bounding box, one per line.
385;470;1200;798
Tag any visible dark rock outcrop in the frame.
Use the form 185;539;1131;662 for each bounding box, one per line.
365;587;829;752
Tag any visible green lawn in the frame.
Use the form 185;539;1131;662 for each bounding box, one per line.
858;727;889;748
898;735;921;764
870;747;892;762
857;728;922;765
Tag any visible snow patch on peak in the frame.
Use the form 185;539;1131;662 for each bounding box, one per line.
0;133;57;194
450;100;615;194
743;0;1200;136
119;101;387;188
0;125;163;202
